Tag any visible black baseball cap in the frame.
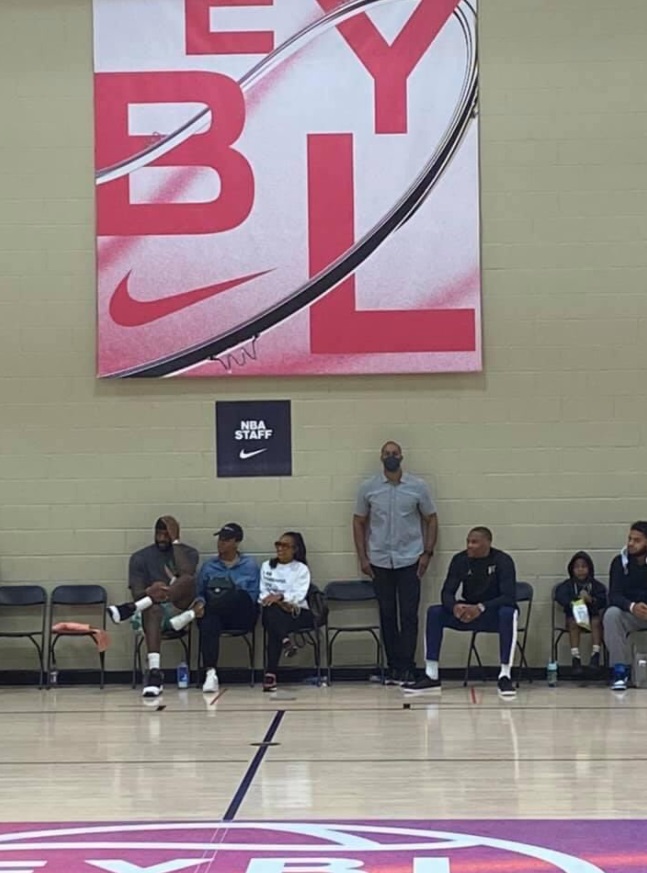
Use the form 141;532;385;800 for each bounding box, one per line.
214;523;243;542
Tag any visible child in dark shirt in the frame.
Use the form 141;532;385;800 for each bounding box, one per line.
555;551;607;676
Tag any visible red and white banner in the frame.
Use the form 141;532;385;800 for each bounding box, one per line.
93;0;480;378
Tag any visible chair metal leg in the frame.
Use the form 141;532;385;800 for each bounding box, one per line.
314;627;322;684
132;636;142;688
239;634;255;687
325;625;332;685
99;650;105;689
195;629;203;688
473;643;486;681
516;633;532;686
249;632;256;687
47;636;60;689
463;634;476;686
37;640;45;690
46;637;52;689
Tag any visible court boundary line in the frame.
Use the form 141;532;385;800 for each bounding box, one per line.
222;709;285;821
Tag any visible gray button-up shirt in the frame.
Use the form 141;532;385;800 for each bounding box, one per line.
355;472;436;569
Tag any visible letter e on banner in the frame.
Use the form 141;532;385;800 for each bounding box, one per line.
185;0;274;55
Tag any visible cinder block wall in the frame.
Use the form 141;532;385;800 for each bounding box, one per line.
1;0;646;673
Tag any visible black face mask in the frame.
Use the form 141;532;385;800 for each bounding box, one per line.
383;456;402;473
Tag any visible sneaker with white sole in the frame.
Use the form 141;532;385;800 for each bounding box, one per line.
108;602;136;624
202;669;219;694
497;676;516;697
402;676;442;694
169;599;206;632
611;665;629;692
142;668;164;698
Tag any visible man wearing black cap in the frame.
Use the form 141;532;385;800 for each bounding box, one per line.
107;515;199;698
195;523;260;693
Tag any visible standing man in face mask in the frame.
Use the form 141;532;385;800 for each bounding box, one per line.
353;441;438;684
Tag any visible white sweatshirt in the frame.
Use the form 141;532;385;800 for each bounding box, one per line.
259;559;311;609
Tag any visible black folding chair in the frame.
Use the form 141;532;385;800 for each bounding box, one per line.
0;585;47;687
324;580;384;684
47;585;108;688
262;586;327;685
464;582;534;688
132;626;192;688
551;582;609;666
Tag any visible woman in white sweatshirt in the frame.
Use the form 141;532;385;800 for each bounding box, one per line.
260;531;314;691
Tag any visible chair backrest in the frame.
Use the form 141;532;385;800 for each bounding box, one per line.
324;580;377;602
0;584;47;607
51;585;108;606
515;582;534;603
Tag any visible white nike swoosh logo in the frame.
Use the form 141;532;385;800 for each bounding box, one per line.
239;448;269;460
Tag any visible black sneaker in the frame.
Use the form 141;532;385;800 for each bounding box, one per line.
497;676;516;697
402;676;441;694
399;669;416;686
383;668;401;686
142;668;164;698
590;651;601;669
108;602;136;624
572;656;583;677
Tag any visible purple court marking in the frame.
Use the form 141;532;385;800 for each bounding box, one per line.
0;819;644;871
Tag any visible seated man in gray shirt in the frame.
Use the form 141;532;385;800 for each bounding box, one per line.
353;441;437;684
107;516;199;698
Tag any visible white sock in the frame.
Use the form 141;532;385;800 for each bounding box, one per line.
148;653;160;671
170;609;195;631
592;645;601;654
571;647;580;658
425;660;439;680
499;664;511;679
134;596;153;612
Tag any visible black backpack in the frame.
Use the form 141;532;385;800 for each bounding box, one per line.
307;584;328;627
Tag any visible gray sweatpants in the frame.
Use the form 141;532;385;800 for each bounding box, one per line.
603;606;647;665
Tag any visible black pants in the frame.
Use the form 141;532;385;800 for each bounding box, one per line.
198;589;258;669
372;563;420;672
262;603;315;672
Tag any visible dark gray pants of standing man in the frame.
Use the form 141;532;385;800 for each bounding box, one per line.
371;563;420;678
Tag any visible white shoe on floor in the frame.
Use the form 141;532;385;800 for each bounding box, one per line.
202;669;219;694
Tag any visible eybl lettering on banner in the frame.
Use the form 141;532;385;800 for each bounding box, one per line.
94;0;481;378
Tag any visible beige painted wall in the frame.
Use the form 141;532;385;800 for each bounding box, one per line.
1;0;647;674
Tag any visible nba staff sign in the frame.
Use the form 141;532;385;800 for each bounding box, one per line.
93;0;481;378
216;400;292;477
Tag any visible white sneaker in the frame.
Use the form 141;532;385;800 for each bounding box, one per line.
202;669;219;694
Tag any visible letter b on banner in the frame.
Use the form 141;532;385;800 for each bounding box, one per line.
95;71;253;236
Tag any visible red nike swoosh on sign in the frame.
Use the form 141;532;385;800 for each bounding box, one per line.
109;269;270;327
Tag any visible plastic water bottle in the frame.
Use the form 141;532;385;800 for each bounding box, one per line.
547;661;558;687
176;662;189;689
49;669;58;687
634;655;647;689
